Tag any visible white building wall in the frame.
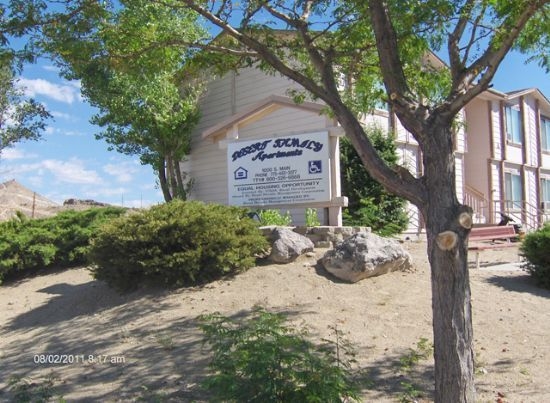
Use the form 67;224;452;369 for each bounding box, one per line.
185;68;332;225
490;162;502;221
524;97;539;167
455;155;464;202
491;102;503;160
362;111;390;130
525;168;538;229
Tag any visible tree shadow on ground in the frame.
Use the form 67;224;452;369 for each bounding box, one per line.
1;297;318;402
5;279;176;330
484;273;550;299
353;346;435;402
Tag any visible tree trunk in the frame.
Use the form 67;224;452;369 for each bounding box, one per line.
173;156;187;200
422;126;476;402
166;153;179;200
157;159;172;202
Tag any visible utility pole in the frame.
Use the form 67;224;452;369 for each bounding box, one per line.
32;192;36;218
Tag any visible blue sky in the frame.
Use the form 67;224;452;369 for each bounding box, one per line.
0;61;164;207
0;49;548;207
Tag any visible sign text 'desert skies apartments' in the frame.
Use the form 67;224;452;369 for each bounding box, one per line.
227;132;331;207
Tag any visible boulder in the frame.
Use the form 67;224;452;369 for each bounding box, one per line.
268;227;315;263
321;232;411;282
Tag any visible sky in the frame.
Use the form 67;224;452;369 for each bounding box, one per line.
0;47;548;208
0;61;164;208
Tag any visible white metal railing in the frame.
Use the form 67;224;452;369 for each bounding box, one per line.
464;185;488;224
491;199;549;232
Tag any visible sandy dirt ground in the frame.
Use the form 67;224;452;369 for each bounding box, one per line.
0;240;549;402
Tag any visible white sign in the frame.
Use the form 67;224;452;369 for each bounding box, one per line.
228;132;331;207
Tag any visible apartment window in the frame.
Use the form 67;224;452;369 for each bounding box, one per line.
505;105;522;144
505;172;522;210
542;116;550;151
542;178;550;210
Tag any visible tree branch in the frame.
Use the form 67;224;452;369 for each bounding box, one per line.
367;0;428;145
448;0;475;85
180;0;427;205
439;0;547;121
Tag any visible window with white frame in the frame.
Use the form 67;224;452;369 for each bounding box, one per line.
542;178;550;210
505;104;522;144
505;171;522;210
542;116;550;151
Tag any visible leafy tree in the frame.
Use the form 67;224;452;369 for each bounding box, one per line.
174;2;548;400
16;1;549;401
0;62;51;154
30;0;206;200
1;3;51;155
341;125;408;235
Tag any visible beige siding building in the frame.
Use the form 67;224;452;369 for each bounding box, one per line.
183;67;346;225
183;66;550;232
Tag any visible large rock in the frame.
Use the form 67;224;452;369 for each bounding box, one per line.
269;227;315;263
321;232;411;282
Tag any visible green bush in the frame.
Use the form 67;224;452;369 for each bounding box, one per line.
340;126;408;236
0;208;126;284
89;200;268;291
520;223;550;289
305;207;321;227
199;308;360;402
257;209;293;226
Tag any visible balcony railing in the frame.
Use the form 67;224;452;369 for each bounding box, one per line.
491;199;550;232
463;185;488;224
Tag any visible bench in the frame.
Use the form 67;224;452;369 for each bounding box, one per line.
468;226;517;269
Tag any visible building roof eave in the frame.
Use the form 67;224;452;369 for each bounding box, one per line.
201;95;326;140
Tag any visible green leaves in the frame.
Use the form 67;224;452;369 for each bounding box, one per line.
35;0;207;201
89;200;269;291
199;307;360;402
340;126;408;236
520;223;550;289
0;61;51;152
0;207;126;284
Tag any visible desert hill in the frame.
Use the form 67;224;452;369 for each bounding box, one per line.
0;179;60;221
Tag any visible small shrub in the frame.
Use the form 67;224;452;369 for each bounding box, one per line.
343;197;408;236
398;337;433;373
8;373;64;402
395;338;433;403
257;209;293;226
0;207;126;284
305;207;321;227
199;307;360;402
520;223;550;289
89;200;268;291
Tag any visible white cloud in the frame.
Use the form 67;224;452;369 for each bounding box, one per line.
61;129;86;137
103;161;139;183
0;148;37;160
18;78;81;104
42;158;103;185
42;65;60;73
6;158;102;185
51;111;73;120
44;126;56;135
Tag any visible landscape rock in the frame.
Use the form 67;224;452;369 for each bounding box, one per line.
321;232;412;282
268;227;315;263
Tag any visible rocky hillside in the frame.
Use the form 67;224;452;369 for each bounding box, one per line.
0;179;112;222
0;179;60;221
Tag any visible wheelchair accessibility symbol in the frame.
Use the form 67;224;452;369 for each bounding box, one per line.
308;160;322;174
